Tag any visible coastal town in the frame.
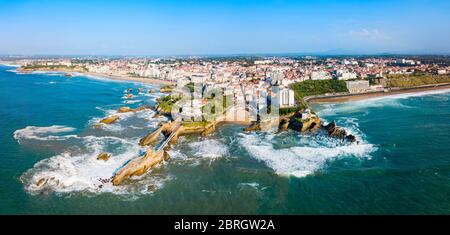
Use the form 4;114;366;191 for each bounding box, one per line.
4;55;450;96
2;55;449;114
3;55;450;186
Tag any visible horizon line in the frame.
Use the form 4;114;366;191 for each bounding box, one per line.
1;51;450;58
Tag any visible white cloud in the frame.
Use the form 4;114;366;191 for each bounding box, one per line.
348;28;391;41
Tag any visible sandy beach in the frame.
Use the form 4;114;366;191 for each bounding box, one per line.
8;64;176;86
83;72;176;86
308;83;450;103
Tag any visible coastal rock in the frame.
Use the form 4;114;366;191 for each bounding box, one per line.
278;118;290;131
36;178;47;188
94;123;103;129
112;148;166;186
140;121;178;146
125;94;134;99
324;121;347;138
97;153;111;161
201;123;216;136
140;128;163;146
323;121;337;133
118;107;132;113
35;177;59;188
244;122;262;132
163;151;170;161
100;115;120;124
160;85;174;93
290;116;321;132
147;185;157;192
133;105;150;112
345;134;357;143
324;121;358;142
118;105;150;114
149;89;156;94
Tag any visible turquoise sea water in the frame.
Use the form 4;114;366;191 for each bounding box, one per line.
1;64;450;215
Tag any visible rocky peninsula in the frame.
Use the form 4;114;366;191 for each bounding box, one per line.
98;87;359;186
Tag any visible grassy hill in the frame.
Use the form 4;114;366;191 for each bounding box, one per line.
387;74;450;88
289;79;348;109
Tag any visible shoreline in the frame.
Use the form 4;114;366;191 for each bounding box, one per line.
12;66;176;86
308;83;450;104
0;62;21;67
83;72;176;86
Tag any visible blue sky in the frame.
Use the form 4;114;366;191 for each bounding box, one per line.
0;0;449;55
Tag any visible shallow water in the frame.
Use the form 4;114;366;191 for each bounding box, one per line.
1;65;450;214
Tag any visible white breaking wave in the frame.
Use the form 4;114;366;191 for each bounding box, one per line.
239;133;375;178
19;134;166;196
15;124;170;196
169;138;230;166
188;139;229;159
14;126;77;142
123;100;142;104
31;71;65;76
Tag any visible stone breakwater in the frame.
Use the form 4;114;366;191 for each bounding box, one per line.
112;120;217;185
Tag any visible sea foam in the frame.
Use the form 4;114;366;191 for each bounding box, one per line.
238;133;375;178
14;125;77;142
21;136;135;194
169;138;230;166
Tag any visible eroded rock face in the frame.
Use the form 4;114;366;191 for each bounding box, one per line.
244;122;262;132
160;86;174;93
34;177;59;189
279;118;290;131
324;121;357;142
133;106;150;112
97;153;111;161
140;121;180;146
118;107;132;113
301;116;321;132
345;135;357;143
140;128;163;146
112;149;166;186
36;178;47;187
100;115;120;124
289;116;321;133
117;106;150;114
201;123;216;136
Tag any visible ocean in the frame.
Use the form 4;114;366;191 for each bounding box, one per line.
1;64;450;215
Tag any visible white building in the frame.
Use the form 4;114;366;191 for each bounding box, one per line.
301;109;317;120
310;71;331;80
190;74;209;83
437;69;447;75
177;77;191;88
336;70;358;80
181;99;203;120
346;80;370;93
279;88;295;108
255;60;273;65
395;59;418;66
